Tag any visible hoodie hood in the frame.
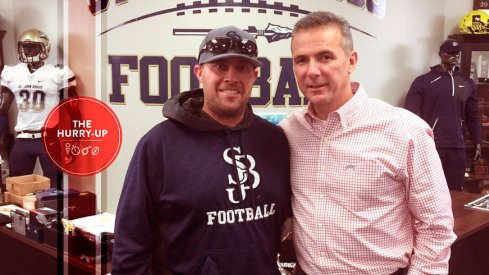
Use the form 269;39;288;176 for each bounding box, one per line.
162;88;254;132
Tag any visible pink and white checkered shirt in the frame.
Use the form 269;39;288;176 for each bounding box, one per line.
280;83;456;275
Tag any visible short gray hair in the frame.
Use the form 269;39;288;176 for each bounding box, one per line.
293;11;354;53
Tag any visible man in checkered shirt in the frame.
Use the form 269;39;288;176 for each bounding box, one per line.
280;11;455;275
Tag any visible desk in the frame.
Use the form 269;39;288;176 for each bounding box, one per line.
0;226;110;275
449;191;489;275
450;190;489;240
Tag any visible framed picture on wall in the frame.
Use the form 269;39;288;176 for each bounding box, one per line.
473;0;489;10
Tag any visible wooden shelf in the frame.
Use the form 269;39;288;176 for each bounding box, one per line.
449;34;489;43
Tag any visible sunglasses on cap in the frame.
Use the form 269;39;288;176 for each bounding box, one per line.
198;37;258;60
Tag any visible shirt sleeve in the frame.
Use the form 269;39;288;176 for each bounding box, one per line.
56;65;76;89
0;65;12;88
405;123;456;275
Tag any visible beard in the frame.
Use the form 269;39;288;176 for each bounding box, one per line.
209;102;245;119
203;96;248;125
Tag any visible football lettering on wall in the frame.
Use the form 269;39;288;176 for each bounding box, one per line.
94;0;384;107
108;55;301;107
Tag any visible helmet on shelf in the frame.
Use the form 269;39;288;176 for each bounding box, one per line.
459;10;489;34
17;29;51;63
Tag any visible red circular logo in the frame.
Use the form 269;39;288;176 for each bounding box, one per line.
43;97;122;176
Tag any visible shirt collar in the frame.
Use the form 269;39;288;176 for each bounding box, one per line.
304;82;367;129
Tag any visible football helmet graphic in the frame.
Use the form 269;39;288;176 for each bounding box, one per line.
459;10;489;34
17;29;51;63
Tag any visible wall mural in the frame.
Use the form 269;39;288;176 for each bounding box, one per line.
87;0;385;108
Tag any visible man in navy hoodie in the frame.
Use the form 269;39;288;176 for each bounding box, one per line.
405;39;481;191
111;26;291;275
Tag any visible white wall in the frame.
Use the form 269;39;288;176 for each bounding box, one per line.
354;1;447;106
3;0;470;104
0;0;476;104
0;0;64;65
444;0;473;38
0;0;15;65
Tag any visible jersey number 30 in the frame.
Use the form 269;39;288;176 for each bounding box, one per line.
19;90;46;112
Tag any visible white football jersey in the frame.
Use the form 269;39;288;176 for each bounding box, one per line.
0;63;76;132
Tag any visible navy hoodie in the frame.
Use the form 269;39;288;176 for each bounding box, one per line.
405;65;481;148
111;89;291;275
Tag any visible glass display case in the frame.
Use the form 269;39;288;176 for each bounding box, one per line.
471;51;489;84
470;50;489;144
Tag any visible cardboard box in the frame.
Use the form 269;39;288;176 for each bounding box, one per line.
4;191;37;210
37;192;96;220
6;174;50;195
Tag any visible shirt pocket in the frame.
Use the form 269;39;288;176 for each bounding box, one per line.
337;159;401;212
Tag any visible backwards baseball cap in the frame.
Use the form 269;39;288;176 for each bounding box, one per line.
197;26;261;67
439;39;461;54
